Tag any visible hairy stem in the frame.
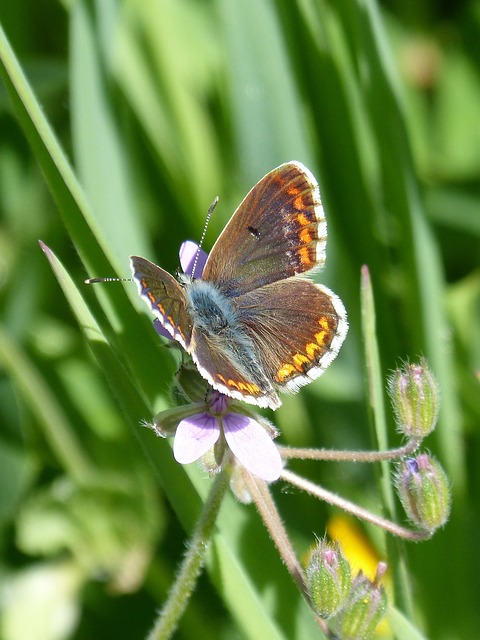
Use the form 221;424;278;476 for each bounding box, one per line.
242;469;331;637
282;469;430;542
147;470;229;640
280;437;419;463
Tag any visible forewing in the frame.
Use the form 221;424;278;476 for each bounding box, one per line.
202;162;326;296
236;278;348;392
130;256;193;349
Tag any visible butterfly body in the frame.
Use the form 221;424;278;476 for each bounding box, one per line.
173;276;276;407
131;161;348;410
186;278;237;335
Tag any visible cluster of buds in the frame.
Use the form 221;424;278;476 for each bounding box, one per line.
389;359;450;534
306;540;387;639
302;359;450;636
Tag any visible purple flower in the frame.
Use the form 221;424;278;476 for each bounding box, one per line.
154;390;283;482
179;240;208;279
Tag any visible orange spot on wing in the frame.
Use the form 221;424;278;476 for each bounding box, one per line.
318;317;330;330
155;301;166;316
298;246;313;266
296;211;310;225
294;196;307;211
275;363;297;382
306;342;321;359
217;374;261;396
299;227;313;245
292;353;310;370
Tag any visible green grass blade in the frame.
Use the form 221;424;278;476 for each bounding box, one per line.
0;323;93;482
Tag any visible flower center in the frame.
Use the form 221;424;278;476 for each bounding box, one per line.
207;389;231;415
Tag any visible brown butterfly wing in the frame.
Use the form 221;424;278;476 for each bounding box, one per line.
189;327;280;409
234;278;348;392
130;256;193;349
202;162;326;297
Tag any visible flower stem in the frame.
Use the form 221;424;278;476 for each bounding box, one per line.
242;470;331;636
280;437;419;462
282;469;431;541
147;470;229;640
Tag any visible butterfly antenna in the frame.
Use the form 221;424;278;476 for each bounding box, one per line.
191;196;218;278
84;276;133;284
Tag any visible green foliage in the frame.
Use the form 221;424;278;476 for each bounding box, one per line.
0;1;478;638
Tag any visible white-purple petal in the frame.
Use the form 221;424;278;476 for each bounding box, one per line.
174;413;220;464
223;414;282;482
153;318;174;340
179;241;208;279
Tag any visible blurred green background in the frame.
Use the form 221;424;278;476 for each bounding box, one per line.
0;0;479;638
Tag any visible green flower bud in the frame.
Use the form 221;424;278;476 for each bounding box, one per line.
337;567;388;640
306;540;352;619
172;361;209;403
396;454;451;533
388;359;439;438
149;403;205;437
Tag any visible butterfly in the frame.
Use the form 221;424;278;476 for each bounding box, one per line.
131;162;348;410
